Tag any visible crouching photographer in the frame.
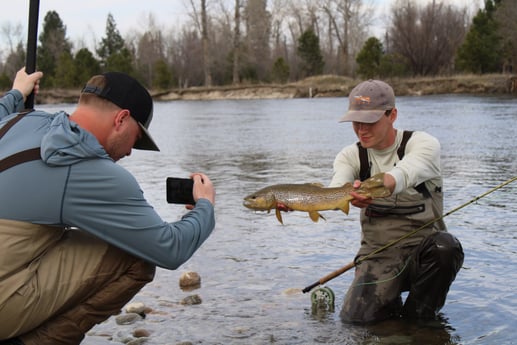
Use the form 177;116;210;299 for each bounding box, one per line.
0;70;216;345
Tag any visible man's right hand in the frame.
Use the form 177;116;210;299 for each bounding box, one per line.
350;180;372;209
12;67;44;101
188;173;215;209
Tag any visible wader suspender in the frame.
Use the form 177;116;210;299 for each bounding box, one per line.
0;110;41;173
357;130;430;197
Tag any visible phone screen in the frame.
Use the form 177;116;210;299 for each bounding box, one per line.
166;177;195;204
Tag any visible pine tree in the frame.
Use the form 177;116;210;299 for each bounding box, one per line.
356;37;383;79
456;0;502;73
271;57;290;83
96;13;129;71
37;11;72;87
74;48;102;85
297;29;324;77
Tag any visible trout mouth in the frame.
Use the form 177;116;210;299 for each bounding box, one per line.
243;197;264;210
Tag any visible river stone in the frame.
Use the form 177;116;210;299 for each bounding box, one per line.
126;302;146;315
127;338;149;345
133;329;151;338
115;313;143;325
180;294;202;305
179;271;201;288
112;330;133;343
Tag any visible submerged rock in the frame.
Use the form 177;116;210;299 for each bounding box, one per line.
115;313;143;325
179;271;201;291
133;328;151;338
180;294;202;305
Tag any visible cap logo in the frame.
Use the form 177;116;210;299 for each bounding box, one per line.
354;95;371;105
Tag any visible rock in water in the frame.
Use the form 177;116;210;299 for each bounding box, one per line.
179;271;201;289
180;294;202;305
126;302;146;315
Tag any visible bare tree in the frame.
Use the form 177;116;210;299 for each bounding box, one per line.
0;22;24;74
495;0;517;72
201;0;213;86
173;27;204;87
321;0;372;76
233;0;241;84
243;0;272;81
1;23;23;56
269;0;289;61
134;13;165;87
280;0;321;79
187;0;213;86
388;0;468;76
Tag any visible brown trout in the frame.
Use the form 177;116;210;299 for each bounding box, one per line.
243;173;391;224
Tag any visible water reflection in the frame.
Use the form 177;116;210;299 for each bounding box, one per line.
360;317;460;344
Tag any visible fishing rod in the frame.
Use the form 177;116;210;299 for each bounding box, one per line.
24;0;40;109
302;175;517;293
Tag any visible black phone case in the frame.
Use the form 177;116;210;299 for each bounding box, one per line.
166;177;195;204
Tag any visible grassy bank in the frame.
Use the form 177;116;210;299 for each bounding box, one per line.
34;73;516;104
154;73;516;101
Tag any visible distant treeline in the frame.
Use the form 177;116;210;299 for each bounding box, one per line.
0;0;514;91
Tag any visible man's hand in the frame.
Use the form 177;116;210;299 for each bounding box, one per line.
350;173;395;209
12;67;44;101
350;180;372;209
186;173;215;210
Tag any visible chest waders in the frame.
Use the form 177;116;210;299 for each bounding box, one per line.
356;131;447;255
336;131;464;322
311;131;431;315
0;110;41;173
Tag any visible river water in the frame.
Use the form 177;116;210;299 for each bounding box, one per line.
42;94;516;345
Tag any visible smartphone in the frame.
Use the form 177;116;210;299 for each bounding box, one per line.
166;177;195;205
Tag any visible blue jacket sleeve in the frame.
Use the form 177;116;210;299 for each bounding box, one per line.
0;90;24;119
61;161;216;270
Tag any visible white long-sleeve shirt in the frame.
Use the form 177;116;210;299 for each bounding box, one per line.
329;129;442;195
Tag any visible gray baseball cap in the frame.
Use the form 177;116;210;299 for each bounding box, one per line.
339;79;395;123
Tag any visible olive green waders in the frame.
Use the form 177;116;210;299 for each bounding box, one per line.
340;231;463;323
0;219;155;344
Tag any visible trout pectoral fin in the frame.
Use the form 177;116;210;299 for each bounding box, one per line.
309;211;325;222
340;201;350;215
275;208;284;224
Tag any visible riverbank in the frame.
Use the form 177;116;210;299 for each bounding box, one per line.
35;73;516;104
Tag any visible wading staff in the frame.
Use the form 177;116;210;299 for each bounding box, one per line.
24;0;40;109
302;175;517;293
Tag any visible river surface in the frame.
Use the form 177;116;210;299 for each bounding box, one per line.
41;94;516;345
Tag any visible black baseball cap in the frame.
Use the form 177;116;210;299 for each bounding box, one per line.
81;72;159;151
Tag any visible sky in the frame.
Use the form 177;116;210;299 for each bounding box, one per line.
0;0;190;54
0;0;483;56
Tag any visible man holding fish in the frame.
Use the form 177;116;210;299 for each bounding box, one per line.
329;79;464;323
244;79;464;323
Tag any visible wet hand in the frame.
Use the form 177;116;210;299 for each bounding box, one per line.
350;180;372;208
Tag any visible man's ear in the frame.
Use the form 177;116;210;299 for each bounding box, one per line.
114;109;131;128
389;108;398;123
